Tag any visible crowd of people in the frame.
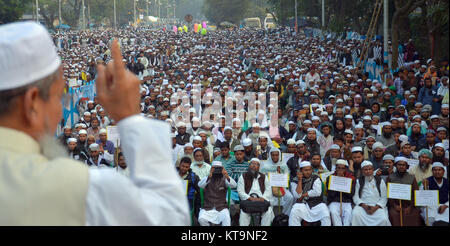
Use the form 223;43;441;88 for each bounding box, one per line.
54;25;449;226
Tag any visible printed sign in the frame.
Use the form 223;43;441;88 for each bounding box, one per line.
387;183;412;200
414;190;439;207
106;126;121;148
268;172;289;188
328;175;352;193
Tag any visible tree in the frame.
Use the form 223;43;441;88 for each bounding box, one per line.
391;0;425;68
0;0;32;24
424;0;449;62
202;0;251;25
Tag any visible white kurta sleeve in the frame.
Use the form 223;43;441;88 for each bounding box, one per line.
85;115;190;226
376;179;388;208
226;176;237;189
290;182;301;199
262;175;272;202
198;176;209;188
353;179;363;206
237;175;250;201
306;178;322;198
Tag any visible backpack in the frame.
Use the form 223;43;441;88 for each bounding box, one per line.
358;176;382;198
272;214;289;226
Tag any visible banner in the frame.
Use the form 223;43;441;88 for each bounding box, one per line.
61;81;96;129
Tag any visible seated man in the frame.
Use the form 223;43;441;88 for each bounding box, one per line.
387;157;422;226
191;148;211;180
352;161;391;226
423;162;449;226
325;159;355;226
289;161;331;226
198;161;237;226
409;149;433;184
237;158;274;226
67;138;88;162
260;148;294;216
85;143;113;168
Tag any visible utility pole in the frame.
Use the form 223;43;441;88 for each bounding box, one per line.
158;0;161;19
294;0;298;32
383;0;389;67
134;0;137;26
147;0;149;19
114;0;117;29
36;0;39;23
88;0;91;28
58;0;62;26
82;0;86;30
321;0;325;27
173;0;176;19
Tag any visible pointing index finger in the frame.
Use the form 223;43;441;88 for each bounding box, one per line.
111;39;125;77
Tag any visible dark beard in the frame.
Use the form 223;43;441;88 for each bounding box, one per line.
247;168;258;180
383;132;392;138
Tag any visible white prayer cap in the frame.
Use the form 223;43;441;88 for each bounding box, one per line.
78;129;87;135
296;140;305;145
394;156;408;163
330;144;340;150
177;122;186;128
84;112;91;116
250;158;260;164
383;154;395;161
99;128;107;135
234;145;245;152
288;121;296;125
400;141;411;148
62;125;71;130
224;126;232;132
344;115;353;119
432;162;445;170
0;22;61;91
212;161;223;167
89;143;100;151
67;138;77;144
243;138;252;147
442;104;449;109
336;159;348;166
311;116;320;121
399;135;409;143
361;161;373;168
354;124;363;129
351;146;363;153
307;128;316;133
299;161;311;169
344;129;354;135
303;120;312;124
363;116;372;121
184;143;193;149
192;136;202;141
252;123;260;128
372;142;384;150
287;139;296;145
79;123;87;129
434;143;445;149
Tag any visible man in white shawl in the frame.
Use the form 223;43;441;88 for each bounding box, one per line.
289;161;331;226
260;148;294;216
351;161;391;226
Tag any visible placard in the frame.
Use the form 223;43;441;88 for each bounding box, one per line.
281;153;295;166
106;126;121;148
182;180;188;196
443;139;449;150
414;190;439;207
407;159;419;170
69;78;78;87
387;183;412;200
268;172;289;187
319;172;332;182
328;175;352;193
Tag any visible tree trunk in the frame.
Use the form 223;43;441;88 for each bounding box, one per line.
391;13;400;69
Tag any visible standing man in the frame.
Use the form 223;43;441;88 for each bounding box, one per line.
0;22;189;225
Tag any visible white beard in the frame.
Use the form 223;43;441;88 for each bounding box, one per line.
38;134;68;160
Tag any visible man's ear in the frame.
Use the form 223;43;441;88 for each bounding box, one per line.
23;87;41;127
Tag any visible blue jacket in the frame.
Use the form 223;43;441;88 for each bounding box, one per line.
418;86;437;106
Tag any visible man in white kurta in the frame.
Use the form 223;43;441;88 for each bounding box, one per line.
352;161;391;226
191;147;212;180
237;158;275;226
198;161;237;226
0;22;189;225
260;148;294;216
289;161;331;226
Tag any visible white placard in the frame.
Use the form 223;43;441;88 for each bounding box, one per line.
328;175;353;193
414;190;439;207
182;180;188;196
407;159;419;170
106;126;121;148
387;183;412;200
268;172;289;187
69;78;78;87
281;153;295;166
319;172;332;182
443;140;449;150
